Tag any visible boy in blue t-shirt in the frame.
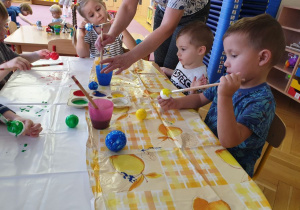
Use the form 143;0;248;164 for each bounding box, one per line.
158;14;285;177
3;1;33;26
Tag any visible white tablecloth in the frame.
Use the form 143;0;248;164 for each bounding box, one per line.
0;57;94;210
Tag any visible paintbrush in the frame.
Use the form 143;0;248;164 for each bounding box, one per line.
0;62;64;71
100;24;104;70
171;83;220;93
71;75;98;109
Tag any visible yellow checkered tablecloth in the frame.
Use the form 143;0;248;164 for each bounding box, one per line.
86;60;271;209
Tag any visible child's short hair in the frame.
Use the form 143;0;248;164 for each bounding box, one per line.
0;1;8;20
50;4;62;14
223;14;285;66
20;3;32;14
176;21;214;55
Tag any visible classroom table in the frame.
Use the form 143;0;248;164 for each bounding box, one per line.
85;60;272;209
4;25;72;54
0;57;271;209
0;57;94;210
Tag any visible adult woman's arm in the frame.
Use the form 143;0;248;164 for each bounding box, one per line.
95;0;139;50
100;8;184;74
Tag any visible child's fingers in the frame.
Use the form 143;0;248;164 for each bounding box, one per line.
193;76;197;82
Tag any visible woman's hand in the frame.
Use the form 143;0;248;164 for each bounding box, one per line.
95;33;116;53
100;52;135;74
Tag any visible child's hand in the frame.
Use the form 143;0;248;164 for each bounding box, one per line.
37;49;51;59
190;75;208;94
218;73;241;97
5;57;31;70
159;67;173;77
79;20;88;33
191;75;208;87
13;116;43;137
157;95;176;112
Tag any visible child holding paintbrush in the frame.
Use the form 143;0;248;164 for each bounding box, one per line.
0;1;51;89
72;0;136;58
158;14;285;177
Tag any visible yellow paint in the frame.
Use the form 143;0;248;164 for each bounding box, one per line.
161;88;171;97
112;93;124;98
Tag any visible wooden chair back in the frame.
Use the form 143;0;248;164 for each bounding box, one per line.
253;114;286;179
48;39;77;56
8;21;18;34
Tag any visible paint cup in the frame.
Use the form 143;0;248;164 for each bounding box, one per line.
96;64;113;86
88;98;114;130
53;25;61;35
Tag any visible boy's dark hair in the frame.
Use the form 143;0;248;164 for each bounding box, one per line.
223;14;285;66
20;3;32;14
176;21;214;55
0;1;8;20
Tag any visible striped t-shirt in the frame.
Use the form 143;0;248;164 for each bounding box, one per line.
84;28;124;58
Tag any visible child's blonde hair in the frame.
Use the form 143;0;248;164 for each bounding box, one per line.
177;21;214;55
223;14;285;67
0;1;8;21
71;0;109;45
50;4;62;15
20;3;32;15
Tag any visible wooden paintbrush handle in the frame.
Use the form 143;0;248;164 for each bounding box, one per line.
71;76;98;109
171;83;220;93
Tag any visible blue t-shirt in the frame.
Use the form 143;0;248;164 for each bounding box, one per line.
8;6;21;16
203;82;276;177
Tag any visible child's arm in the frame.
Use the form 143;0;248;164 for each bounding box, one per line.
75;21;90;58
217;73;252;148
3;109;43;137
0;57;31;80
18;13;33;25
121;29;136;51
158;93;211;112
20;49;51;63
160;67;174;76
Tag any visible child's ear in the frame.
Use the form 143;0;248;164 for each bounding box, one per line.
258;49;271;66
197;46;206;55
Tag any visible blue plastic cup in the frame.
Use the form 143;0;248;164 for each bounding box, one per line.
96;64;113;86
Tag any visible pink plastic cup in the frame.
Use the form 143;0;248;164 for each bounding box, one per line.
88;98;114;130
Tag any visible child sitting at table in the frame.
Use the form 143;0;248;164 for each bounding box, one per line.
2;1;33;26
72;0;136;58
0;1;51;89
158;14;285;177
49;4;63;23
0;104;42;137
160;21;214;95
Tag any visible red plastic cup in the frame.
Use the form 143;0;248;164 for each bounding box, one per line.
88;98;114;130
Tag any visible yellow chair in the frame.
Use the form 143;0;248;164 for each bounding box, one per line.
48;39;77;56
252;114;286;180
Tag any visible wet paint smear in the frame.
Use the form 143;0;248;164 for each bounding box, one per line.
73;90;85;97
72;99;88;105
93;91;106;97
112;93;124;98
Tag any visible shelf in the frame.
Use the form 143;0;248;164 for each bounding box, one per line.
282;28;300;47
267;68;290;93
282;26;300;33
278;7;300;30
273;51;297;75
